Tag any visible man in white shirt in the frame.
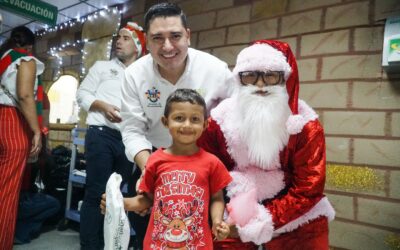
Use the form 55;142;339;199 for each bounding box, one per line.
122;3;233;174
76;22;146;250
120;3;233;248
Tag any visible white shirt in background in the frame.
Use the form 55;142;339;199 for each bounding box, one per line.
76;58;126;130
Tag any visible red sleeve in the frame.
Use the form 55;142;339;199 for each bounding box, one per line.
197;118;236;171
266;120;326;229
209;157;232;195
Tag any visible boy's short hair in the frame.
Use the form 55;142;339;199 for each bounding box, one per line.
164;89;207;119
144;2;187;32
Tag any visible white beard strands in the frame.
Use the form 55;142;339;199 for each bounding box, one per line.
237;85;292;169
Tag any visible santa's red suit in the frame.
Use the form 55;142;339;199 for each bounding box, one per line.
198;40;335;249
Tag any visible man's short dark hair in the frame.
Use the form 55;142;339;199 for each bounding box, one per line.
144;2;187;32
164;89;207;119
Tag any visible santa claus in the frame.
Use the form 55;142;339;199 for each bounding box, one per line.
198;40;335;249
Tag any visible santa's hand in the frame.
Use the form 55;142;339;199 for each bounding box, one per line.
236;204;274;245
227;189;258;227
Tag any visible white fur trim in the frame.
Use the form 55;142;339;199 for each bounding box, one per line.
286;114;306;135
286;100;319;135
233;44;292;81
121;22;144;57
273;197;335;236
237;204;274;245
227;168;285;201
298;100;318;122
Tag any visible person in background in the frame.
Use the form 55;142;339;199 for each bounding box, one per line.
120;4;233;247
103;89;232;249
76;22;146;250
14;92;60;245
0;25;44;250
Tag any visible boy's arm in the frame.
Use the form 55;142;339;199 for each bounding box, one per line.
210;190;225;224
210;190;230;240
100;192;153;215
124;194;153;213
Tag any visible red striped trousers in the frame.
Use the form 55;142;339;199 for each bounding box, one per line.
0;105;31;249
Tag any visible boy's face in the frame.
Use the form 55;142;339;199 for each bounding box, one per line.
146;16;190;77
162;102;207;146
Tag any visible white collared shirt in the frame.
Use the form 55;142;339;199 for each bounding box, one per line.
121;48;234;161
76;58;126;130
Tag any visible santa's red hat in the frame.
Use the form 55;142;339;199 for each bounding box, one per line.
120;22;147;57
233;40;299;115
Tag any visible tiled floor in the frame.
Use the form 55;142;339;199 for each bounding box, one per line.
13;228;80;250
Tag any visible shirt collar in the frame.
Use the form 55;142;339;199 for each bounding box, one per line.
113;57;126;69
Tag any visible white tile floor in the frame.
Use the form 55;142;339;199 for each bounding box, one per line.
13;228;80;250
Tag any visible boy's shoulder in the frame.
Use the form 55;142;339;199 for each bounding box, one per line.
198;148;224;164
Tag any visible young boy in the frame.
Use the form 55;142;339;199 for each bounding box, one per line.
104;89;232;249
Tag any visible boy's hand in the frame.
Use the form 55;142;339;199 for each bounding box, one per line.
124;195;152;215
100;193;106;214
212;221;230;241
136;175;143;193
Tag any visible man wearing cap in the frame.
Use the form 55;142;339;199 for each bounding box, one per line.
76;22;146;250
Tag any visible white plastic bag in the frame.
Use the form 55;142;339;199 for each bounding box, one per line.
104;173;130;250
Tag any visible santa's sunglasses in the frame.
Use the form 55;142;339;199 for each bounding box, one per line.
239;71;284;86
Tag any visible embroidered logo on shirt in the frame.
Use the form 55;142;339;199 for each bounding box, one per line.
145;87;162;107
110;69;118;76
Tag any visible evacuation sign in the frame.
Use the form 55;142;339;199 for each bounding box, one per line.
0;0;58;26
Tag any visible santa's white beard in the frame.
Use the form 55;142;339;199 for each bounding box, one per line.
236;84;292;169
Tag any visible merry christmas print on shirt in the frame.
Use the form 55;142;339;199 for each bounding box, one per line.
150;170;206;250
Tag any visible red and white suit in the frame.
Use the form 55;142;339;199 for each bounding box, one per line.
198;40;335;249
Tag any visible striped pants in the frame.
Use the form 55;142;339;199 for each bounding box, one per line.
0;105;31;249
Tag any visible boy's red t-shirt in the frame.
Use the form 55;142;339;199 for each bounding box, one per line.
139;148;232;250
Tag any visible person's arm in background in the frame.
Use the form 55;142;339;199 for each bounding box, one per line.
76;61;121;123
120;68;152;169
17;59;41;157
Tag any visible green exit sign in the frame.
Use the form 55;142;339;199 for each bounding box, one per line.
0;0;58;26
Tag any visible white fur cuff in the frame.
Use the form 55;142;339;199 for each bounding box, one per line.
237;204;274;245
226;171;253;198
286;114;306;135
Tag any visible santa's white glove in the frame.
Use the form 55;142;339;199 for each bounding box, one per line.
227;189;258;227
236;204;274;245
